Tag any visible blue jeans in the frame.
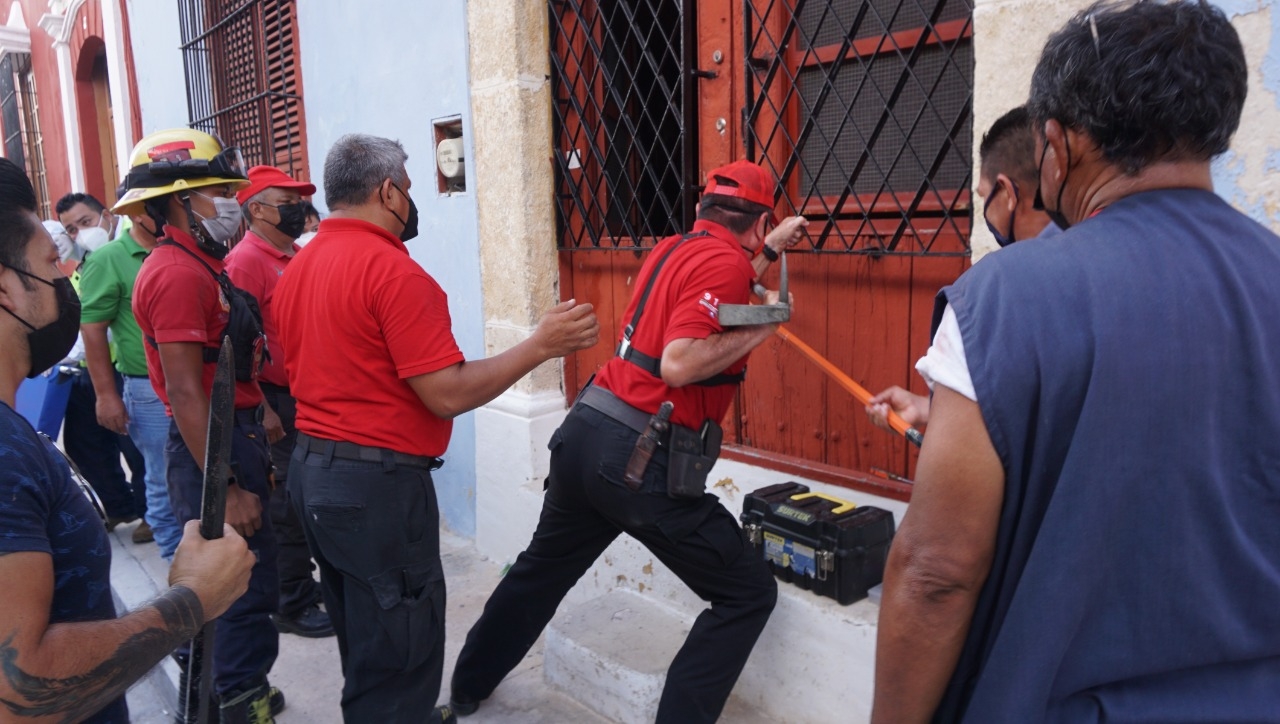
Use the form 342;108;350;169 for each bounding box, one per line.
123;376;182;558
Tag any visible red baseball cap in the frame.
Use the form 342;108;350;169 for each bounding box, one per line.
702;160;778;224
236;165;316;204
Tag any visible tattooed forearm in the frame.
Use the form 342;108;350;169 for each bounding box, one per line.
0;585;204;722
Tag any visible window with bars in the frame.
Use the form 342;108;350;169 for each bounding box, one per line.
0;53;51;219
551;0;697;249
550;0;973;255
747;0;973;255
178;0;308;178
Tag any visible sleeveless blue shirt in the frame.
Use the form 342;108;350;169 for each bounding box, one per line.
933;189;1280;722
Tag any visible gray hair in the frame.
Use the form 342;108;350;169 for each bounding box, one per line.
241;189;269;223
323;134;409;208
1028;0;1245;175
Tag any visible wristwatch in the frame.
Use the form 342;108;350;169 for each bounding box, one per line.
761;244;779;262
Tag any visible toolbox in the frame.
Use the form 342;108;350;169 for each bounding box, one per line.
740;482;895;605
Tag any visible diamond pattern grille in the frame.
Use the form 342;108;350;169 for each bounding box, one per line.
551;0;973;254
747;0;974;254
551;0;694;249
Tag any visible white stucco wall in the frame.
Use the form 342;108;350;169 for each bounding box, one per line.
124;0;190;135
971;0;1280;260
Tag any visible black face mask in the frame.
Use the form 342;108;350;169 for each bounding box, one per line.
1033;136;1073;230
1;266;82;378
263;202;307;240
390;183;419;243
984;181;1018;248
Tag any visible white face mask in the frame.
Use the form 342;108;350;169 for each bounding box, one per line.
295;231;317;247
194;193;243;244
76;225;112;254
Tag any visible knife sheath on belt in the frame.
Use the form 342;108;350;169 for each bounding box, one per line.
624;401;674;491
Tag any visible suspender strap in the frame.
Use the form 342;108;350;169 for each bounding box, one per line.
615;231;746;388
147;240;225;364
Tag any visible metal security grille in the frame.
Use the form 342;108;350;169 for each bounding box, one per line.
550;0;696;249
746;0;974;255
178;0;308;178
0;53;50;219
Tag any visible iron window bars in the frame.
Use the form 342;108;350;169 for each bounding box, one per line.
551;0;973;255
178;0;306;176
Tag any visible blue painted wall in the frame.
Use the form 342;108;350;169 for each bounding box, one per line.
125;0;482;537
296;1;481;537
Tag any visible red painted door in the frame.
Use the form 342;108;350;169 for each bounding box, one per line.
551;0;974;500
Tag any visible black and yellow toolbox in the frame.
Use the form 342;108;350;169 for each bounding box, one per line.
740;482;895;605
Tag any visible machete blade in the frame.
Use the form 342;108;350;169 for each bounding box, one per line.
182;336;235;724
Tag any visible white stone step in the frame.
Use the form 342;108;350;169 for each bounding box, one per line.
545;591;774;724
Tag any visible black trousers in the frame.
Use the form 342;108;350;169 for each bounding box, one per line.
289;438;445;723
452;405;777;723
260;384;322;617
166;413;279;694
64;369;147;520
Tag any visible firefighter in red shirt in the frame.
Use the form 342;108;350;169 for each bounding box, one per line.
117;128;284;722
274;133;598;723
451;160;804;723
225;165;334;640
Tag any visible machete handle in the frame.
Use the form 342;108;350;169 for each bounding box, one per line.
775;325;923;447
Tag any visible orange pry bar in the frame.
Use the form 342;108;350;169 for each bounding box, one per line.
775;325;924;447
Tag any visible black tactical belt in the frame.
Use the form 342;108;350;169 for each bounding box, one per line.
296;431;444;471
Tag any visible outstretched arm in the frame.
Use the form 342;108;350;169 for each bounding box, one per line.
871;384;1003;723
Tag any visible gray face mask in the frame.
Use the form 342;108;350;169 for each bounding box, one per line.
194;193;243;244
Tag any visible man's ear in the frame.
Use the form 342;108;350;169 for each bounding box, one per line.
1043;118;1073;180
996;174;1019;213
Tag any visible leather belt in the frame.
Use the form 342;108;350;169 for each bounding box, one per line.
575;385;654;435
234;407;265;426
296;432;444;471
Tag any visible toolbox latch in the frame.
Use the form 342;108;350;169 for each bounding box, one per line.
744;522;762;546
816;549;834;581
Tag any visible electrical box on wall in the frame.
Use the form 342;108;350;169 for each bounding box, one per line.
433;117;465;195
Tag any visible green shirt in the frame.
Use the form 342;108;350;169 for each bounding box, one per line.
78;229;150;376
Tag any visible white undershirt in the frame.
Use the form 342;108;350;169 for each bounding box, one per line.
914;304;977;402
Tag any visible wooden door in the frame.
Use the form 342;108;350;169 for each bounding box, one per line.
552;0;975;499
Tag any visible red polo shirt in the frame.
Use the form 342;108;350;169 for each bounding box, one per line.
133;226;264;413
594;220;756;429
274;218;464;457
225;230;298;388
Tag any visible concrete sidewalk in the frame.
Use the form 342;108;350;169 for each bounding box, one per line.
108;521;607;723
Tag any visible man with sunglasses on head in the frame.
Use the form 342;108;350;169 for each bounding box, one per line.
225;166;334;641
865;105;1057;433
0;156;255;724
123;129;285;722
873;2;1280;721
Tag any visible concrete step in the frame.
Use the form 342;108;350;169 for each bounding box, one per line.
545;591;773;724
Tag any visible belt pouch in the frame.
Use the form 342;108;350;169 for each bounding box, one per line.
667;420;722;499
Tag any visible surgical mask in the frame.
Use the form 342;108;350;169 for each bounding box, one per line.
295;231;317;247
261;202;307;240
76;225;112;254
983;182;1018;248
194;193;243;245
0;265;82;377
390;183;419;242
1033;137;1072;231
